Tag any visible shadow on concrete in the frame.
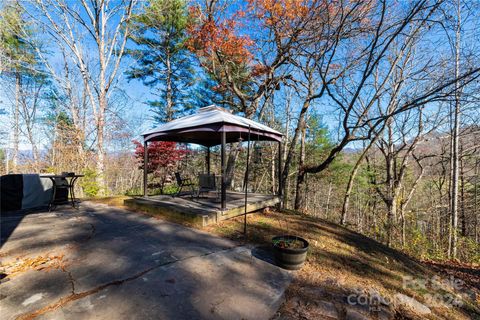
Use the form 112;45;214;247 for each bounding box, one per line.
251;245;276;266
1;207;48;248
0;203;291;320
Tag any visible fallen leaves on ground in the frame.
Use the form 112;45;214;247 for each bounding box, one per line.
0;253;67;278
421;259;480;290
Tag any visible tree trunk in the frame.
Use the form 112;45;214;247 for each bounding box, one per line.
285;173;291;209
448;128;454;257
12;72;20;173
281;94;291;207
96;7;107;196
400;203;406;248
18;81;41;172
386;198;397;247
460;153;466;236
341;138;377;225
96;96;107;195
341;157;362;225
294;124;307;211
475;159;479;243
165;50;174;122
281;96;310;205
26;127;39;172
450;0;461;259
225;146;240;189
325;181;333;219
386;123;396;247
373;200;378;240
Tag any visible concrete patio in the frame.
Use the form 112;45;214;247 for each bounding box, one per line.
0;202;292;320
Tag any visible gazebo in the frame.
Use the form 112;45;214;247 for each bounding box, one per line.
140;105;283;213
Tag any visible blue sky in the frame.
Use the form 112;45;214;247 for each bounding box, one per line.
1;0;479;154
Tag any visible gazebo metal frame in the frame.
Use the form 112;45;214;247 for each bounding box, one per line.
142;105;283;211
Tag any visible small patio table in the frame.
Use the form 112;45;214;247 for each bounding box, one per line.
40;174;84;210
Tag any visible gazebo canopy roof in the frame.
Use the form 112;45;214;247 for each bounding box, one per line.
142;105;283;146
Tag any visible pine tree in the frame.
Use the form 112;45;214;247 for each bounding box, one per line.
127;0;196;123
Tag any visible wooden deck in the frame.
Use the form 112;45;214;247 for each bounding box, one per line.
124;192;280;227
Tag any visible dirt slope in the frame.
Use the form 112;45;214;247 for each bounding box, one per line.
204;210;480;320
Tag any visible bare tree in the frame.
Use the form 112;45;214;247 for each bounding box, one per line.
291;0;480;209
448;0;461;259
341;136;379;225
367;108;434;247
0;1;37;173
17;73;47;171
26;0;137;193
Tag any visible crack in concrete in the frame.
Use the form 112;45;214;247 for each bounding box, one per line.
85;223;96;242
15;246;238;320
66;270;76;295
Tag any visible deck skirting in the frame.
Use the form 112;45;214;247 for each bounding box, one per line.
124;192;280;227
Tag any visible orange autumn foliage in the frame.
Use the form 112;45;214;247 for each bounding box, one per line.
186;6;253;66
251;64;271;77
248;0;310;26
247;0;329;39
186;0;374;85
248;0;373;40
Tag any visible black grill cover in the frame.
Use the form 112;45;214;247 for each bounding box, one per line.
1;174;24;212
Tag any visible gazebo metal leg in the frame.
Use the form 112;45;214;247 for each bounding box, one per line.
244;126;251;235
206;147;210;175
143;141;148;197
278;141;283;209
278;141;282;198
221;130;226;210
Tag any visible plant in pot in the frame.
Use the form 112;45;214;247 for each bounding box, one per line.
272;234;309;270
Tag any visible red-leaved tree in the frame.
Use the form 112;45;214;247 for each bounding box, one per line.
133;140;189;192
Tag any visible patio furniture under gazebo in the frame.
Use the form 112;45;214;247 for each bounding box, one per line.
141;105;283;211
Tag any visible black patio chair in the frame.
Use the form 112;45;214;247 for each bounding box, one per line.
197;173;217;198
174;172;195;197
